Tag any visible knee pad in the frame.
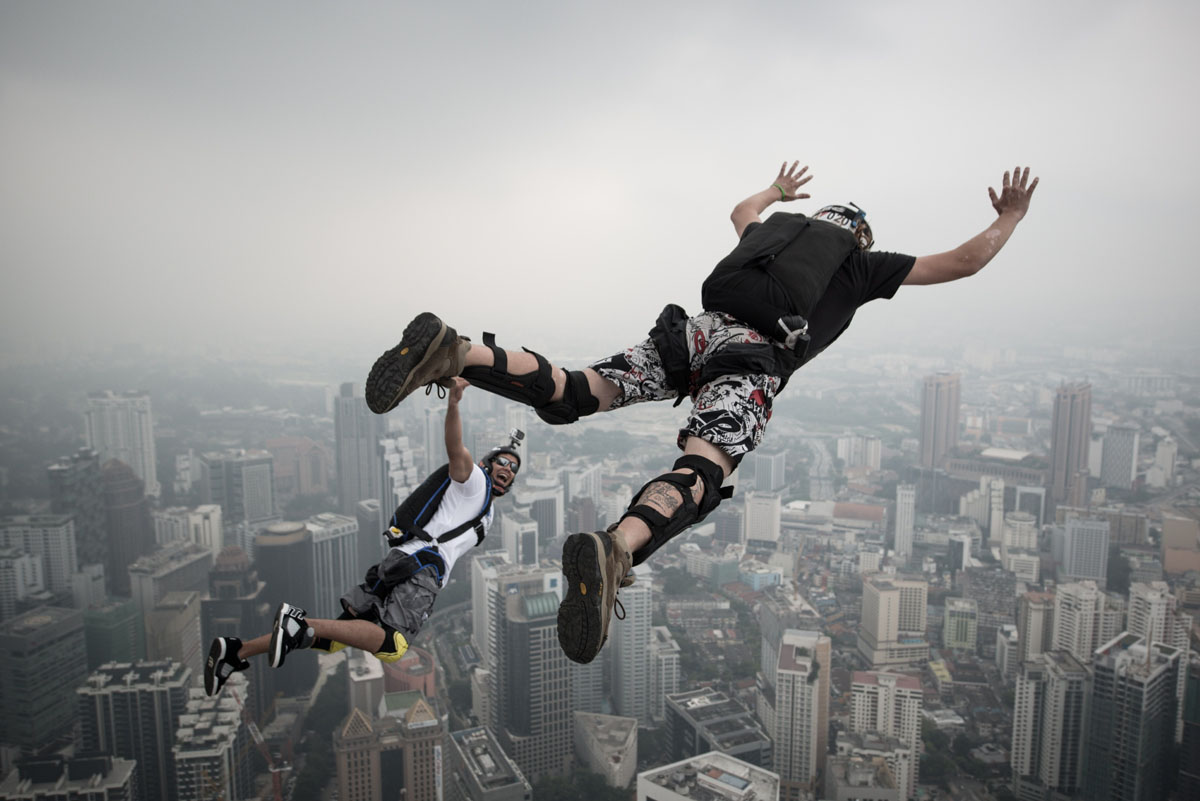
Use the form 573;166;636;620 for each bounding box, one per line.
621;454;733;565
460;332;598;424
372;625;410;664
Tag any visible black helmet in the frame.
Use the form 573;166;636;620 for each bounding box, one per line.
481;429;523;496
812;203;873;251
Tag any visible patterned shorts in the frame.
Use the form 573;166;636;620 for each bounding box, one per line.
588;311;781;462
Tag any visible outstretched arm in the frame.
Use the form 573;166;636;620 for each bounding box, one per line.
904;166;1039;286
445;378;475;483
730;161;813;238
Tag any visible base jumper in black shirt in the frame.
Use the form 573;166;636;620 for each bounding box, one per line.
363;161;1039;664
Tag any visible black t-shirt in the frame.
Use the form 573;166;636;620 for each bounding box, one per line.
728;221;915;367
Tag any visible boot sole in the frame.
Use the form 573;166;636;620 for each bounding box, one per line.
365;312;448;414
558;532;606;664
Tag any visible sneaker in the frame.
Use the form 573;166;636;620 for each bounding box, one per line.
365;312;471;414
269;602;315;668
205;636;250;697
557;526;634;664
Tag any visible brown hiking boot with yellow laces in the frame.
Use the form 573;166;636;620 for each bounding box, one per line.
557;525;634;664
365;312;471;414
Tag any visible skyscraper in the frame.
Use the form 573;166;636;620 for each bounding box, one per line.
199;450;276;526
943;597;979;651
173;676;256;801
335;382;387;516
101;460;156;596
378;433;420;533
919;372;960;469
894;484;915;564
47;447;108;574
0;606;88;750
1049;383;1091;504
858;576;928;668
446;726;532;801
744;491;782;549
1011;650;1088;800
612;575;653;724
649;626;681;723
849;671;922;800
85;390;160;498
750;449;787;491
773;630;831;799
253;522;317;696
304;512;359;619
1127;581;1191;742
1100;423;1140;490
0;514;77;596
1059;516;1110;585
1017;591;1055;664
1052;581;1124;666
1083;634;1181;801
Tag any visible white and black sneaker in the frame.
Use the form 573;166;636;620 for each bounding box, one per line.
205;636;250;697
269;602;315;668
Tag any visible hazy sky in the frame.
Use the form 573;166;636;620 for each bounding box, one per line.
3;1;1198;367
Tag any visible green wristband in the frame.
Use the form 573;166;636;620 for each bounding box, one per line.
772;183;786;201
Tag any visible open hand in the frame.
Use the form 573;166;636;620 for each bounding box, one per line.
989;166;1038;220
773;161;812;201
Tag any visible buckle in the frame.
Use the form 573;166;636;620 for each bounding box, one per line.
776;315;810;352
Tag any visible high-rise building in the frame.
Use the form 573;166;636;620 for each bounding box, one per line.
1017;591;1055;664
943;597;979;651
173;676;257;801
1051;581;1124;665
355;499;385;575
84;597;145;669
47;447;109;576
1059;516;1110;585
501;508;539;566
253;522;317;696
893;485;915;563
1049;383;1091;504
649;626;681;723
335;382;387;516
757;584;822;690
145;590;203;682
849;671;922;800
772;630;830;799
612;575;653;724
0;755;136;800
304;513;359;619
1155;436;1178;481
573;712;638;789
919;372;960;469
333;694;447;801
77;660;191;801
199;450;276;526
750;450;787;492
1127;581;1191;742
837;434;882;472
1083;634;1181;801
1180;654;1200;799
0;606;88;750
127;541;213;615
152;505;223;556
85;391;160;498
1011;650;1088;800
664;688;772;768
446;726;532;801
378;434;420;533
264;435;331;501
101;460;156;597
0;514;77;596
0;546;45;620
636;751;780;801
744;491;782;549
1100;423;1140;491
521;478;564;543
470;551;509;667
857;576;928;668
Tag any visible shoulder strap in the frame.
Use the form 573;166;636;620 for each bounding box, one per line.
435;468;494;547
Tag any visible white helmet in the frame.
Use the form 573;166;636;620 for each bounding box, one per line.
812;203;873;251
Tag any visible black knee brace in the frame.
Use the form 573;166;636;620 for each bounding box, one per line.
621;454;733;565
460;332;599;425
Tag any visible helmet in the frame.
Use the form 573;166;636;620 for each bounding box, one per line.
481;429;524;496
812;203;873;251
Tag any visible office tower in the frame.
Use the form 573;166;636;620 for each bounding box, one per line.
470;551;509;666
145;590;202;681
1049;382;1091;504
1100;423;1140;490
1181;654;1200;799
837;434;882;472
446;727;532;801
1059;516;1110;585
1002;511;1037;554
1083;634;1181;801
501;507;539;566
77;661;191;801
47;448;108;575
1128;581;1191;742
943;597;979;651
522;478;564;542
1052;581;1124;665
378;433;420;531
1017;591;1055;664
758;584;822;690
354;499;385;575
0;514;77;596
563;461;604;508
919;372;960;469
153;504;223;554
611;575;653;724
304;512;359;619
893;484;915;563
948;534;971;572
665;688;773;768
335;382;387;516
649;626;681;722
101;460;156;596
571;655;606;715
772;631;830;798
1155;436;1178;480
750;449;787;491
253;522;317;697
85;390;160;498
199;450;276;526
333;694;447;801
988;477;1006;547
127;541;212;613
637;752;781;801
0;755;136;800
0;607;87;750
744;491;782;549
84;597;145;669
850;671;922;800
995;624;1020;681
0;546;45;620
173;676;257;801
1011;650;1088;800
857;576;928;668
200;546;275;726
573;712;638;789
565;496;599;534
264;435;331;501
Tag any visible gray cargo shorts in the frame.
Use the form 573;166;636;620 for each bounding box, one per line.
340;560;441;642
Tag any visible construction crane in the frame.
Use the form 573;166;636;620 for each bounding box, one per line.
228;685;293;801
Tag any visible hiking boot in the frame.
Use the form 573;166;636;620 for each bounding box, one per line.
365;312;471;414
269;602;315;668
557;525;634;664
204;636;250;697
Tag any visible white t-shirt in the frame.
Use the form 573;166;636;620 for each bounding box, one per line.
395;464;493;581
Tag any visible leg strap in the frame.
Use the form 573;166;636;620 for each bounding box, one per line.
622;454;733;565
460;332;599;425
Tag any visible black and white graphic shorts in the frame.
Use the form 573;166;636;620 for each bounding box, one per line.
588;311;781;461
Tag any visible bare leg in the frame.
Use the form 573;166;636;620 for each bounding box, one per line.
463;344;621;411
616;437;735;553
237;618;386;660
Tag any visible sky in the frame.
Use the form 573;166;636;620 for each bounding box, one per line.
2;1;1198;369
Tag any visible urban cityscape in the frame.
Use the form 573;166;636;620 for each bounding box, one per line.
0;327;1196;801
